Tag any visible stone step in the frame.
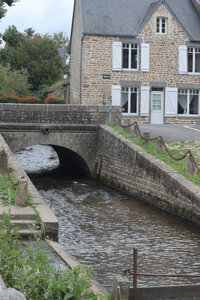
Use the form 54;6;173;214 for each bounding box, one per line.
11;219;38;230
18;229;43;239
0;205;36;221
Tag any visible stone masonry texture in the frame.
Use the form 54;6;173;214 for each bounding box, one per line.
98;125;200;226
70;3;200;124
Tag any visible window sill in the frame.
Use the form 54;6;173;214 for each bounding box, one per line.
178;114;199;117
122;113;138;116
187;72;200;76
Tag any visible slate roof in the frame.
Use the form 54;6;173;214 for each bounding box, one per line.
79;0;200;41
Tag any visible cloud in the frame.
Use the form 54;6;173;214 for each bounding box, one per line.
0;0;74;37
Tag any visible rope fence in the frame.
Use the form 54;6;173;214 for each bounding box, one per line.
117;118;200;176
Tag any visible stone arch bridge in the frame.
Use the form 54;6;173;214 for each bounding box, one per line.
0;104;121;176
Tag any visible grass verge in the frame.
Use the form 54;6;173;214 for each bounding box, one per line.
111;125;200;187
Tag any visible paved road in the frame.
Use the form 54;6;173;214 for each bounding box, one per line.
138;124;200;142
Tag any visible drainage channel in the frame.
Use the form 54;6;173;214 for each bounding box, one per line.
15;145;200;291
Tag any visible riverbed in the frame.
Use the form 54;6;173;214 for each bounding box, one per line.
15;145;200;290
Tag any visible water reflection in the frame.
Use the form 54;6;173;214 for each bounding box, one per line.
15;146;200;290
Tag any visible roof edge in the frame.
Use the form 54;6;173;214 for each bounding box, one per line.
135;0;162;35
135;0;193;41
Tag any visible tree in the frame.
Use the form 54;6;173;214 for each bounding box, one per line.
2;25;22;46
4;36;62;90
24;27;35;38
0;65;31;96
0;0;17;20
44;31;70;77
44;31;69;51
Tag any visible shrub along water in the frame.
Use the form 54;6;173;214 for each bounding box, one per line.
0;212;106;299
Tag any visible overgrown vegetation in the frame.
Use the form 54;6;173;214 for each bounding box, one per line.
111;125;200;187
0;212;105;299
0;65;31;96
0;174;32;206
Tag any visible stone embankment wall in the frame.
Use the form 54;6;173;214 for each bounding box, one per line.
0;134;58;239
98;125;200;226
0;104;120;125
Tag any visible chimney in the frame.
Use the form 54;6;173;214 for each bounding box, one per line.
192;0;200;15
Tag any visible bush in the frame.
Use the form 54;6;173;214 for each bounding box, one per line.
0;93;19;102
44;95;65;104
19;95;42;104
0;65;31;96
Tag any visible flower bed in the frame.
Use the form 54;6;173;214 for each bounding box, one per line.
0;94;65;104
0;94;42;104
0;94;19;103
44;96;65;104
19;95;42;104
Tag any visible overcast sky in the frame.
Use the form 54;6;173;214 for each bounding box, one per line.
0;0;74;38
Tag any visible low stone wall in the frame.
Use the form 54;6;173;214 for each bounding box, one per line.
130;285;200;300
0;134;59;239
98;125;200;226
0;104;121;125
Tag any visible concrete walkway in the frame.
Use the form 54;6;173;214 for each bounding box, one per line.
139;124;200;142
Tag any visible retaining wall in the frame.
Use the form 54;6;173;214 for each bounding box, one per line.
0;134;58;239
98;125;200;226
129;285;200;300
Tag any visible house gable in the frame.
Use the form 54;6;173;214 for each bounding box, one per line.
78;0;200;41
135;0;194;40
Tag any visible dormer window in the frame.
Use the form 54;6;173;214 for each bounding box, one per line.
156;17;167;34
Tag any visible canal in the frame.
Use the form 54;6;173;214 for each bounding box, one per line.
15;145;200;291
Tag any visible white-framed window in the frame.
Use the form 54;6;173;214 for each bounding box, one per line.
121;87;138;114
122;43;138;70
112;42;149;72
156;17;167;34
188;47;200;74
178;89;199;115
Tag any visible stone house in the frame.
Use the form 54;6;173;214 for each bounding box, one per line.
70;0;200;124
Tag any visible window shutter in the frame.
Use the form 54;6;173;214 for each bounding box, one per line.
112;42;122;71
165;87;178;116
141;43;149;72
179;45;187;74
112;85;121;106
140;86;150;116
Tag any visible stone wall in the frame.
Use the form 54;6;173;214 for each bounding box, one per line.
70;0;82;104
98;125;200;226
0;104;121;125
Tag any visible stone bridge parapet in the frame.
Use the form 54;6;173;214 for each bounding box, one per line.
0;104;121;125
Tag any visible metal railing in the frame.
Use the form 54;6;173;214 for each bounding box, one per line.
123;248;200;300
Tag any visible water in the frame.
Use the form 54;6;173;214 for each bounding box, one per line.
15;145;200;290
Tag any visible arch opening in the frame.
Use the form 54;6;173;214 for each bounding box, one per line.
15;145;90;177
52;145;90;176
